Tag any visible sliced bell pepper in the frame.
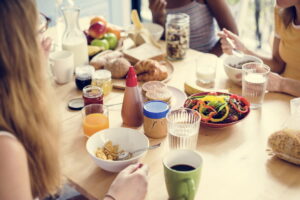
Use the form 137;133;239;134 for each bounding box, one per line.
229;95;249;114
210;104;230;122
198;103;217;122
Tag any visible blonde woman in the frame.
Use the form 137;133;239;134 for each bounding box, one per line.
218;0;300;97
0;0;148;200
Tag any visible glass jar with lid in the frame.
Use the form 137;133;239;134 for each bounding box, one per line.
92;70;112;96
166;13;190;60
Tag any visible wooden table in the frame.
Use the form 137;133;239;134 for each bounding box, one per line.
54;48;300;200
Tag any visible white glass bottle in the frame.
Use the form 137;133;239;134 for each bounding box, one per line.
61;6;88;68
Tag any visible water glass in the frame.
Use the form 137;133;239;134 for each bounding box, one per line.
242;63;270;109
290;98;300;115
195;56;217;85
166;108;201;150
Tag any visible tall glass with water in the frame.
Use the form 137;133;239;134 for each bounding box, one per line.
242;63;270;109
61;6;88;68
167;108;201;150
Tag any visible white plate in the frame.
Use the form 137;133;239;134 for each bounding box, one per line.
168;86;187;109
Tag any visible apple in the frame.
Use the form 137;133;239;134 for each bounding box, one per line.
104;33;118;50
90;16;107;26
84;30;94;44
91;39;109;50
88;22;107;39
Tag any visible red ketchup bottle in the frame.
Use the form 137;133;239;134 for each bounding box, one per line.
121;67;143;127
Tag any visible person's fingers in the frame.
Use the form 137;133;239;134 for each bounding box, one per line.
222;46;233;55
223;28;239;41
220;38;230;46
150;0;160;10
42;37;52;51
217;31;227;38
136;164;149;176
157;0;167;10
120;163;141;175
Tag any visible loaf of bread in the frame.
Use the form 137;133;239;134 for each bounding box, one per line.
90;50;123;70
134;59;168;82
268;129;300;165
105;58;130;79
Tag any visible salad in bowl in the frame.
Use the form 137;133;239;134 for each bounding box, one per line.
184;92;250;128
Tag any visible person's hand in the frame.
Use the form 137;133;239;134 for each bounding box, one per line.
41;37;52;59
149;0;167;24
218;28;247;55
105;163;149;200
267;72;283;92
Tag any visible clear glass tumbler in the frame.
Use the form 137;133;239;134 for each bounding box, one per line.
167;108;201;150
290;97;300;115
242;63;270;109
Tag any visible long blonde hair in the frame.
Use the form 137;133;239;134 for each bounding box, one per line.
279;6;297;27
0;0;60;198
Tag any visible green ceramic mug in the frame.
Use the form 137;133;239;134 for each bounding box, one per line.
163;149;203;200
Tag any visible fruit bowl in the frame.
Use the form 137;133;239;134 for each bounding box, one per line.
184;92;250;128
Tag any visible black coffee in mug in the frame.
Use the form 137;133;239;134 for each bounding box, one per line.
171;164;195;171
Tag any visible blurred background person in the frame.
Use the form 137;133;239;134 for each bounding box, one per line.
218;0;300;97
149;0;238;56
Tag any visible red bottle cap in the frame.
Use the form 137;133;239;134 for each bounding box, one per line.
126;66;138;87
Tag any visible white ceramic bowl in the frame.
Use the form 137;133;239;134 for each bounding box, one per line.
143;23;164;41
86;127;149;173
223;55;263;85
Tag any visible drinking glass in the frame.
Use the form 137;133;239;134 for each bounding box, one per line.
195;56;217;85
82;104;109;137
242;63;270;109
166;108;201;150
82;85;103;106
290;98;300;115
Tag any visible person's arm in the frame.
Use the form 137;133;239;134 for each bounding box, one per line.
0;136;32;200
268;72;300;97
205;0;238;56
218;29;286;73
149;0;167;26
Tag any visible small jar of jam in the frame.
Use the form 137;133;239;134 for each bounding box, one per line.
82;85;103;106
75;65;95;90
143;101;170;139
92;70;112;96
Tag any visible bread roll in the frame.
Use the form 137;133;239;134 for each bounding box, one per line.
268;129;300;165
105;58;131;79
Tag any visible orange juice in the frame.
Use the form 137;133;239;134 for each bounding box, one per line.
83;113;109;137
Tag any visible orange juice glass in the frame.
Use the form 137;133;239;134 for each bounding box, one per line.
82;104;109;137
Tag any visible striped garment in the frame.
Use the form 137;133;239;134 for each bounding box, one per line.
167;1;218;52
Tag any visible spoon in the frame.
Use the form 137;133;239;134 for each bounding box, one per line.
117;143;161;160
225;37;244;58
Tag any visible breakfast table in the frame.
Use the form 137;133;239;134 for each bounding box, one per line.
50;43;300;200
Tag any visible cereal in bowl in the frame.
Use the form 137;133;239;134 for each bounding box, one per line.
95;141;125;161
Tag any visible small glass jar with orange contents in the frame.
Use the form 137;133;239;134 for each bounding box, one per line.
82;104;109;137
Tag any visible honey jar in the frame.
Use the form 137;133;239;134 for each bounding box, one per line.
92;70;112;96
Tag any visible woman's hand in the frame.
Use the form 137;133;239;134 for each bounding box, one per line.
149;0;167;25
105;163;149;200
41;37;52;59
267;72;283;92
218;28;247;55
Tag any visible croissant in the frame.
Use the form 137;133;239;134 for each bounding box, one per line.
134;59;168;82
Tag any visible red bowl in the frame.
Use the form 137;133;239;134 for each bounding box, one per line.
184;92;250;128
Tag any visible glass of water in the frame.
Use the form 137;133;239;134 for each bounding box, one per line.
196;56;217;85
290;98;300;115
242;63;270;109
166;108;201;150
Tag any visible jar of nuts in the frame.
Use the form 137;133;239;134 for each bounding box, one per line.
166;13;190;60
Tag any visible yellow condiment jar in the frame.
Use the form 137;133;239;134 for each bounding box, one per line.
92;70;112;96
143;101;170;139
